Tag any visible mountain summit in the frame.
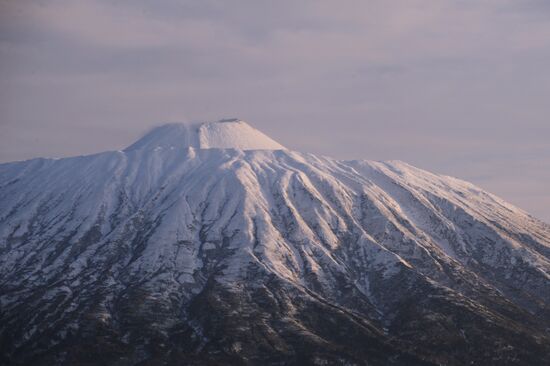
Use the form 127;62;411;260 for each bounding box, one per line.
1;121;549;365
125;119;285;151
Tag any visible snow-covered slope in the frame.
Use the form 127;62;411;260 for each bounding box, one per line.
1;120;549;365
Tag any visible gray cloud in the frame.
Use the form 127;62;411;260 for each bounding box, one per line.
1;0;549;222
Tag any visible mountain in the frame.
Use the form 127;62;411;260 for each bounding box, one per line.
1;120;549;366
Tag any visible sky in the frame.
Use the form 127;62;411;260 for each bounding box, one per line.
0;0;549;222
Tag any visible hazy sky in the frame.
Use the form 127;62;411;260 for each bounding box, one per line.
1;0;549;222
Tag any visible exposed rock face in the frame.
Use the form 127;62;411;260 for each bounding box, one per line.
1;121;549;365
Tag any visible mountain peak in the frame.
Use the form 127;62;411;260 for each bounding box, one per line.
125;119;285;151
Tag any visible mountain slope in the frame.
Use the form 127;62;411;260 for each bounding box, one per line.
1;120;549;365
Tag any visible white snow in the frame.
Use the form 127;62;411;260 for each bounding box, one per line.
1;120;549;317
125;119;285;152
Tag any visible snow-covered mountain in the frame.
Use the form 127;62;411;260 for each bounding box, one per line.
1;120;549;365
